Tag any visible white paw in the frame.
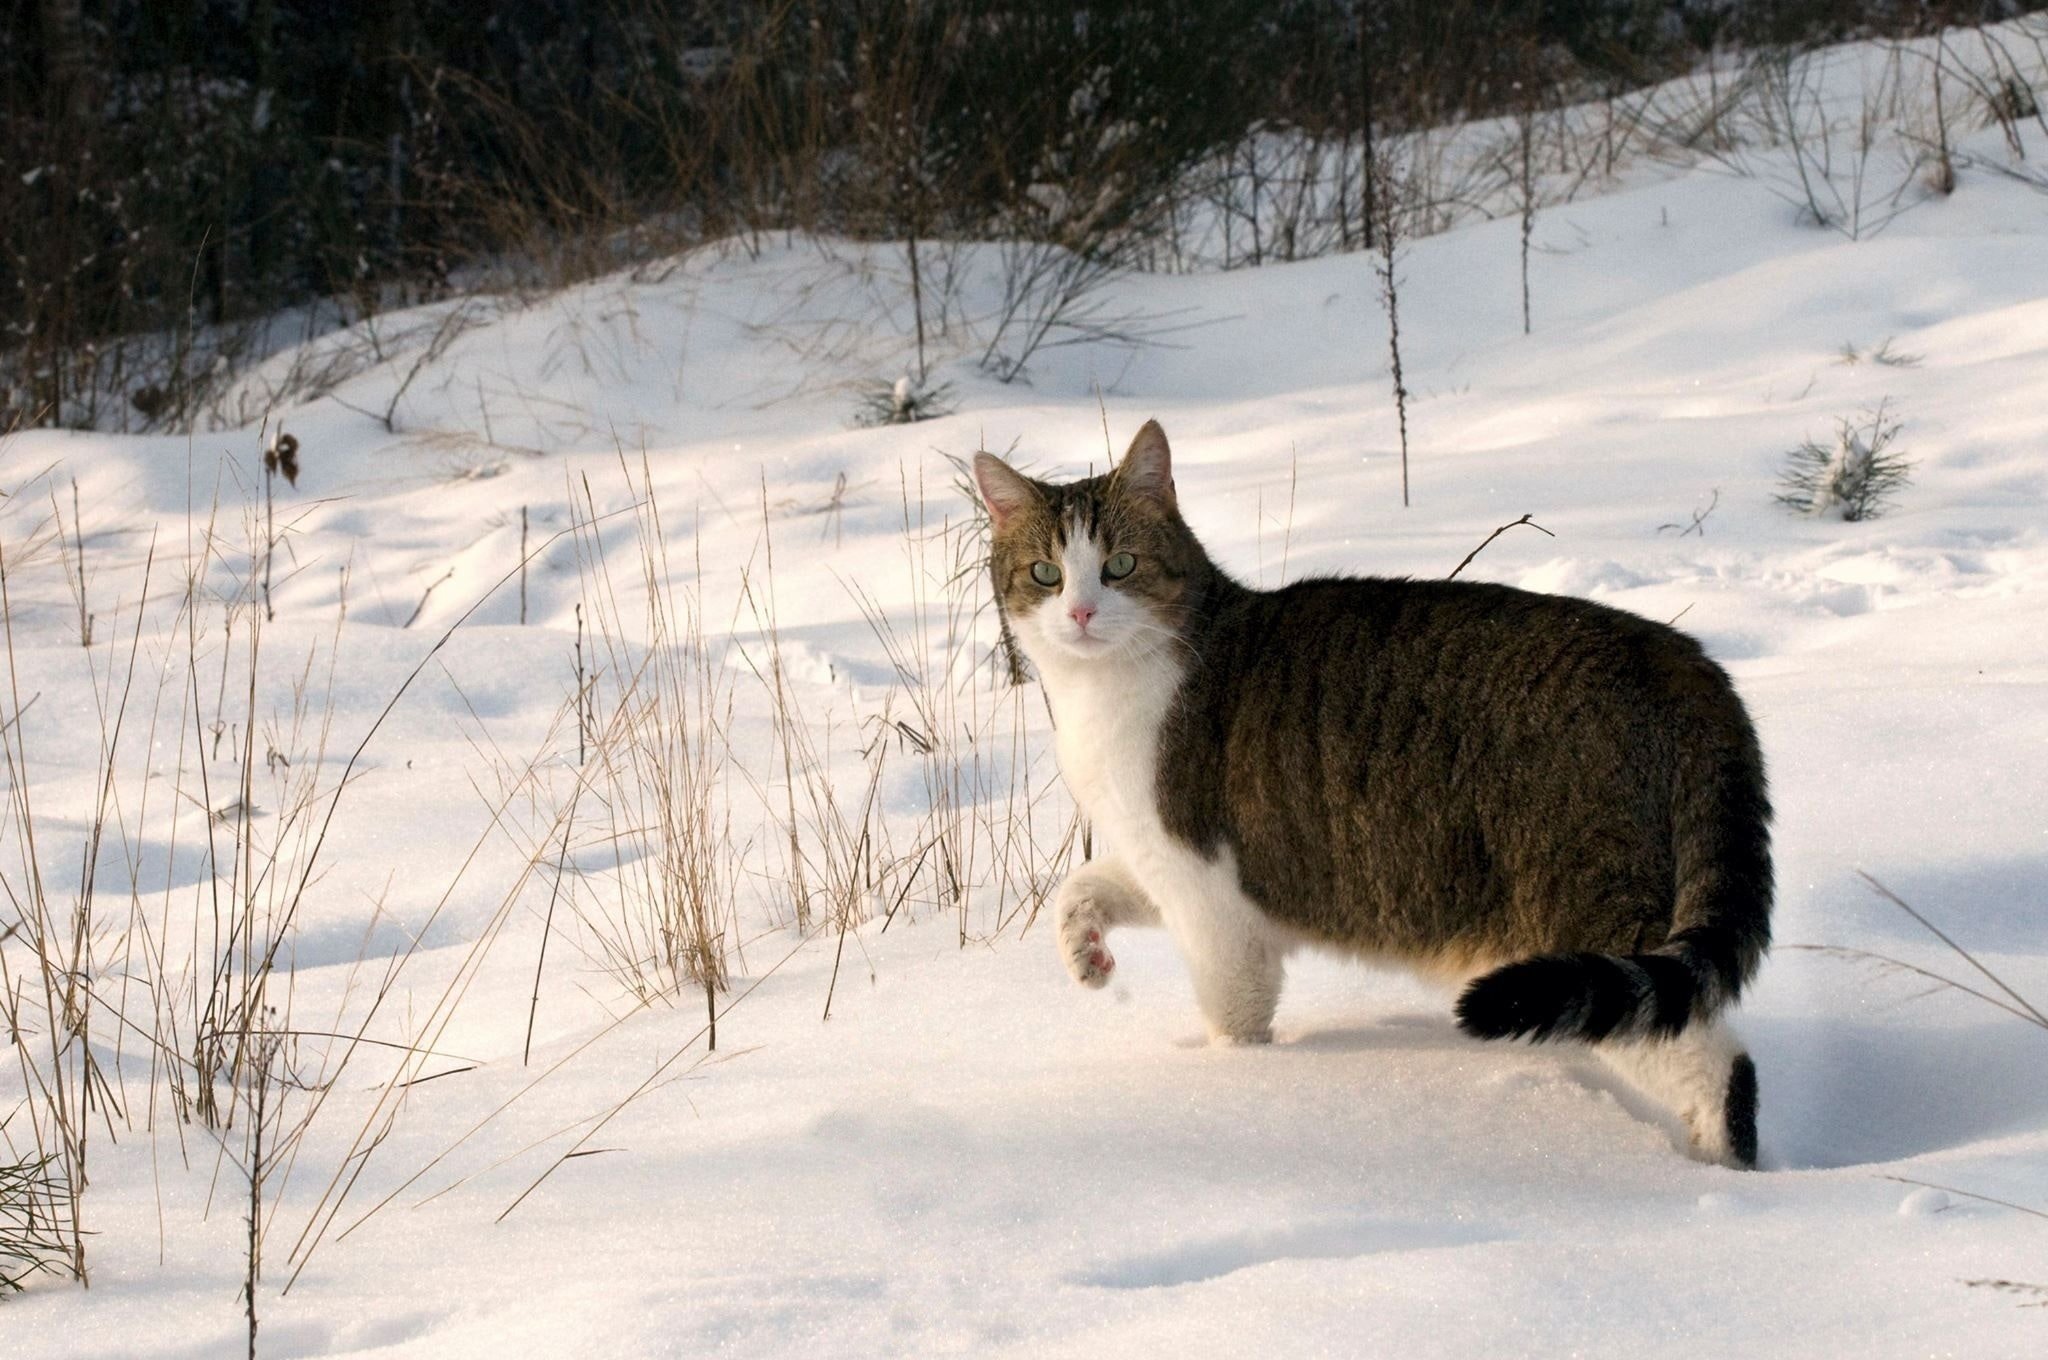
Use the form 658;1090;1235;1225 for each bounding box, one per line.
1681;1105;1744;1168
1054;882;1118;989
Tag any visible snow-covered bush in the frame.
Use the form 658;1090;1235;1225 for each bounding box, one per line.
854;375;955;427
1778;401;1912;521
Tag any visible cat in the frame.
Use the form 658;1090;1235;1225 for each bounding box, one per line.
974;420;1772;1167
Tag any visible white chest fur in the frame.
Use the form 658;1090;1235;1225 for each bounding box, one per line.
1038;648;1179;849
1034;647;1265;934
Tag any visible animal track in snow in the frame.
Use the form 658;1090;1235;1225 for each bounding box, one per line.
1071;1213;1499;1289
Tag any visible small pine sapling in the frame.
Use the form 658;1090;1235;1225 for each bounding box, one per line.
1778;401;1912;522
855;374;955;427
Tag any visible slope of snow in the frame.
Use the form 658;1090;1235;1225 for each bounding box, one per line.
4;37;2047;1359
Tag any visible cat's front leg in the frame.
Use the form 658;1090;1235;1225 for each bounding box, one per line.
1052;857;1161;988
1164;888;1288;1045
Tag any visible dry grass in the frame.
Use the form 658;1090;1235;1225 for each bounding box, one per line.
0;1153;68;1292
1789;871;2047;1033
0;514;161;1283
568;458;739;1034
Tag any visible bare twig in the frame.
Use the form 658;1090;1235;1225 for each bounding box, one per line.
1880;1176;2048;1222
1657;488;1720;537
1371;152;1412;508
402;569;456;629
1446;513;1555;580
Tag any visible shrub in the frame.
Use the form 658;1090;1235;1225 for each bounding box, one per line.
1777;401;1912;521
854;376;956;428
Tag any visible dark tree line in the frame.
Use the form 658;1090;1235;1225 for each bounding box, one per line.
1;1;2034;428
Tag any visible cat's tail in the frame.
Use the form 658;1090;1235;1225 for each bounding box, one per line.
1454;719;1772;1044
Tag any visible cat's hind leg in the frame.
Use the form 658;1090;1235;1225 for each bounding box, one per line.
1053;857;1162;989
1593;1020;1759;1168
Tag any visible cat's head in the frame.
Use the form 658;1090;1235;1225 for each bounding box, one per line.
972;421;1207;666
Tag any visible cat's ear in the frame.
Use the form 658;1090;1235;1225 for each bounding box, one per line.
1116;420;1177;513
973;452;1039;531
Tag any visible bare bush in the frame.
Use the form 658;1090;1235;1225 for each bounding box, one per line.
1714;44;1939;240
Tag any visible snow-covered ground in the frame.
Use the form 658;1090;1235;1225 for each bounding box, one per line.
5;33;2047;1359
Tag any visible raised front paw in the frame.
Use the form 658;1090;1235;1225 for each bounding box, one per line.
1054;881;1117;989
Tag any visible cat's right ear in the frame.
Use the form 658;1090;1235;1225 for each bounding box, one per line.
973;453;1038;531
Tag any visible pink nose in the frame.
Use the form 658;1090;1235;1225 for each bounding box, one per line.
1069;603;1097;630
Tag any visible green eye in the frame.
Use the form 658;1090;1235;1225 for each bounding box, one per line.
1104;552;1137;580
1030;561;1062;588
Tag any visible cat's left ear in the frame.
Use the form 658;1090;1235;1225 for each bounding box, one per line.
1116;420;1177;513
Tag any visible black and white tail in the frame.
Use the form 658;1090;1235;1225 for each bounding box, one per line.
1454;727;1772;1046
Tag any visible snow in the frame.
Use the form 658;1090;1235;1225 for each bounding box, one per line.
4;29;2047;1359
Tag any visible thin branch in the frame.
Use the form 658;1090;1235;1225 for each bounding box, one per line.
1880;1176;2048;1222
1446;513;1554;580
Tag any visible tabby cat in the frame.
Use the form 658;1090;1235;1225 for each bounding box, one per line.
974;421;1772;1167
